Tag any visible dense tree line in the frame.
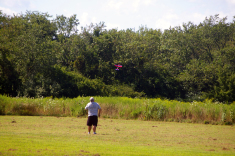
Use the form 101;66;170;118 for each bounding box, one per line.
0;11;234;102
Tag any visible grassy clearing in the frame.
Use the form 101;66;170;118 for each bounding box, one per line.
0;116;235;155
1;95;235;124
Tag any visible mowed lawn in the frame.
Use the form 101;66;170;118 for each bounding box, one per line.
0;116;235;156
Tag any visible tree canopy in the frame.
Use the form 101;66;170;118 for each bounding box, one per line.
0;11;235;102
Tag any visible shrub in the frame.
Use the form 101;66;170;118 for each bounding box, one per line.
12;104;37;116
224;121;233;125
230;110;234;122
131;109;142;119
0;103;6;115
143;103;166;121
70;102;86;117
1;95;234;125
204;120;210;124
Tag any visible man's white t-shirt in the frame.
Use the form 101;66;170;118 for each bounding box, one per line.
85;102;101;116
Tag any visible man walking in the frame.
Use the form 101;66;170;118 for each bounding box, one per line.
85;97;101;134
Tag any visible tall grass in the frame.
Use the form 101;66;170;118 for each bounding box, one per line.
0;95;234;124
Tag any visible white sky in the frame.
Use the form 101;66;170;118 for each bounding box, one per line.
0;0;235;31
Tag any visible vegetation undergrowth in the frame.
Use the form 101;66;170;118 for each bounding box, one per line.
1;95;234;125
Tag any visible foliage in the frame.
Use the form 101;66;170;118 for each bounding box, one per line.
0;10;235;102
1;95;235;124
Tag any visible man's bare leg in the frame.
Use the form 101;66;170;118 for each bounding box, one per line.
93;126;97;134
88;126;92;134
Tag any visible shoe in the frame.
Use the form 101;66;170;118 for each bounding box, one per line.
88;132;90;134
93;132;96;134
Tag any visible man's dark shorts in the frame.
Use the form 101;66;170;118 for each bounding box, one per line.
87;116;98;126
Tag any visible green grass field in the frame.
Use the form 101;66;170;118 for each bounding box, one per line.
0;116;235;156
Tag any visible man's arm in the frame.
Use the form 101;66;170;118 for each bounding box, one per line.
98;109;101;117
85;105;88;115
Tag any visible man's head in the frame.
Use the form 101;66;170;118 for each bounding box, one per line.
90;97;94;102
